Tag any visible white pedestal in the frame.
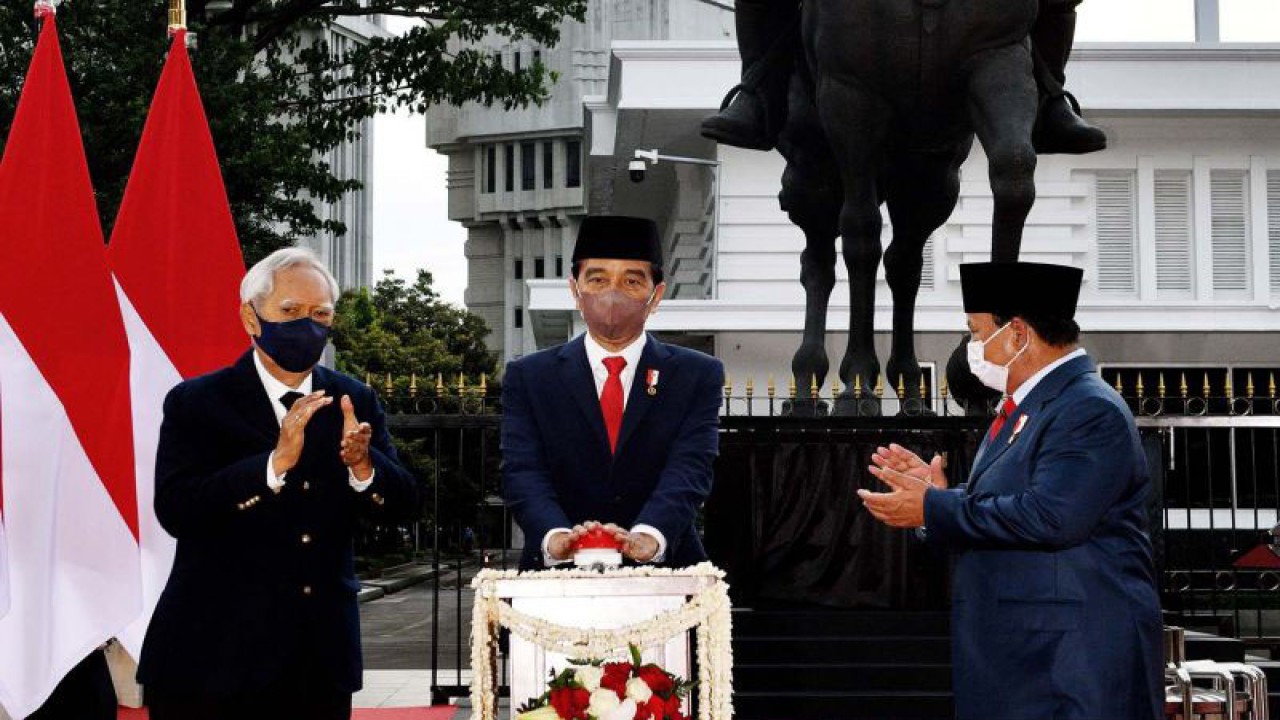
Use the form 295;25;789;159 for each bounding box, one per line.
493;574;716;718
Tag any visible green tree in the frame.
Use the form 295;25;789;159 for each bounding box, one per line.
0;0;586;264
332;268;495;383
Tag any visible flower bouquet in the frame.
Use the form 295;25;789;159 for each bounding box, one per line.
516;645;694;720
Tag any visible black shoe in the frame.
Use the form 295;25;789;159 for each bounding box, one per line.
701;84;777;151
1033;93;1107;155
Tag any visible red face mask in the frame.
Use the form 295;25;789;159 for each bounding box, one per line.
575;285;656;344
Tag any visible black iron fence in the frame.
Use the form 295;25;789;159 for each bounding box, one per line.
362;370;1280;700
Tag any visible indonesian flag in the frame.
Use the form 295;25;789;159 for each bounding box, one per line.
0;13;141;718
107;29;247;659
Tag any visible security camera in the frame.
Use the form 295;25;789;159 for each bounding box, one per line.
628;159;647;183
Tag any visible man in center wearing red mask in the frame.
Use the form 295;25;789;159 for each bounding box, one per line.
501;215;726;570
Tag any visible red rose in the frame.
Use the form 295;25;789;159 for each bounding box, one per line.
665;693;685;720
549;686;591;720
643;696;667;720
601;662;632;699
637;665;675;696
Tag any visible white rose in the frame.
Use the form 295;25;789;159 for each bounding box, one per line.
625;677;653;703
587;688;621;718
576;665;605;692
603;699;638;720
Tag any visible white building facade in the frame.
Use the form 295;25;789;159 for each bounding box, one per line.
432;2;1280;396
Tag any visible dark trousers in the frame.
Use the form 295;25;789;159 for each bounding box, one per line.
147;681;352;720
29;648;116;720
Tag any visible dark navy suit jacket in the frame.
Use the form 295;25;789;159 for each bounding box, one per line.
137;351;417;697
924;354;1163;720
501;333;724;570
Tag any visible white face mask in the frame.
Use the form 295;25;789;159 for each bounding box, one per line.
967;322;1029;395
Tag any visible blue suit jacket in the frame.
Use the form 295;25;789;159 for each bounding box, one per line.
501;334;724;570
924;354;1163;720
137;351;417;697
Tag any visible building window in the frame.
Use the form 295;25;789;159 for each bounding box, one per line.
521;142;536;191
535;258;546;278
485;146;496;194
514;306;524;329
565;139;581;189
543;142;554;189
556;254;564;277
514;50;522;73
1268;171;1280;299
514;258;524;280
533;49;542;66
1094;172;1138;294
1154;170;1194;296
1210;170;1250;296
505;145;515;193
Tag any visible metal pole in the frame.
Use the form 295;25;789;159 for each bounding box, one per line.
1195;0;1220;43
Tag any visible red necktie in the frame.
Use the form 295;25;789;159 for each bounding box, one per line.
601;356;627;452
988;396;1018;440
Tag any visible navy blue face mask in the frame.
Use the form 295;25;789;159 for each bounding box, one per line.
253;310;331;373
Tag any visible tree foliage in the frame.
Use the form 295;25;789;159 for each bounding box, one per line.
332;268;495;382
0;0;586;264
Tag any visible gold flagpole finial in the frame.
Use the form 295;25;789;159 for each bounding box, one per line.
168;0;187;33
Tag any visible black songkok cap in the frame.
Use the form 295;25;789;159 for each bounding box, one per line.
960;262;1084;319
572;215;663;267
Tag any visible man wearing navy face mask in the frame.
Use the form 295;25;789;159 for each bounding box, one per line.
501;215;725;570
859;262;1162;720
137;248;417;720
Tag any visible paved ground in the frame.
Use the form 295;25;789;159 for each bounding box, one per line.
359;562;483;671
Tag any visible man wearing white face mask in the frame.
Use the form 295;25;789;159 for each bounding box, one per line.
859;262;1162;720
501;216;725;570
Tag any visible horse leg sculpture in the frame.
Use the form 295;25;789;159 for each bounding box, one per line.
883;144;969;413
779;76;843;413
966;44;1039;262
814;75;892;415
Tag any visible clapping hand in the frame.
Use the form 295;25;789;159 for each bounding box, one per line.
339;395;374;481
858;444;949;529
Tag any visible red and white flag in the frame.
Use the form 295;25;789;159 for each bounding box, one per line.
107;29;246;659
0;12;141;717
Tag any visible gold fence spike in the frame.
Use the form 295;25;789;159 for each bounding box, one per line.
940;377;949;400
788;375;797;400
436;373;445;395
745;378;755;398
1136;374;1145;399
1202;374;1211;399
364;372;371;387
1180;373;1188;399
409;373;419;398
1115;374;1124;394
480;373;488;396
810;374;819;397
458;373;467;394
384;373;393;396
1270;373;1276;399
896;374;906;399
832;378;842;396
1158;373;1167;399
1246;373;1255;399
874;375;884;399
767;375;776;399
854;374;863;399
724;374;733;398
1225;373;1235;399
919;375;928;400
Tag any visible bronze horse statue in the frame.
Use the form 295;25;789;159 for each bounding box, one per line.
779;0;1039;414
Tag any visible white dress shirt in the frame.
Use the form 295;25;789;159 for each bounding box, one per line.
253;351;373;494
1011;348;1088;405
542;333;667;566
